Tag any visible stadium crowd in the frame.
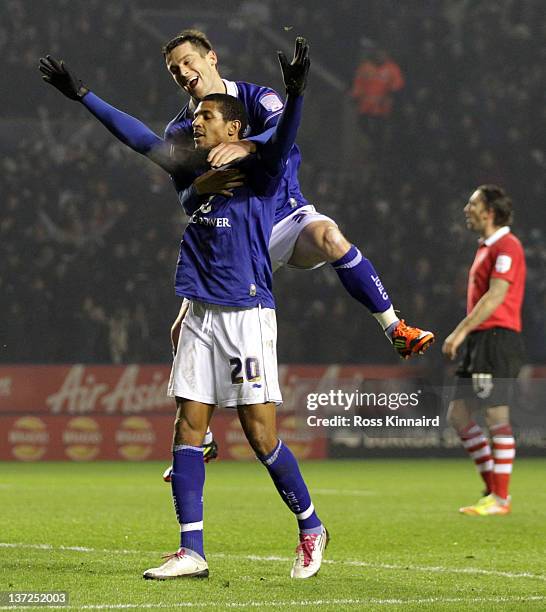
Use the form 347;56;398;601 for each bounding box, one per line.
2;0;545;364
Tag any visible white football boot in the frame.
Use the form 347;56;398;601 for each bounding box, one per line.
290;526;329;578
143;548;209;579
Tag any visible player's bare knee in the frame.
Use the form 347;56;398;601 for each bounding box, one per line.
446;412;465;431
173;415;205;447
447;413;464;431
447;401;472;431
320;225;351;262
485;405;510;429
252;437;277;457
246;429;277;457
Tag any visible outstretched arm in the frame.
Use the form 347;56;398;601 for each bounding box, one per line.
39;55;245;208
81;92;162;155
258;37;310;181
38;55;186;172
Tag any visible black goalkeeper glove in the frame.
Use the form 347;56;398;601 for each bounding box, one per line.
39;55;89;101
277;36;310;96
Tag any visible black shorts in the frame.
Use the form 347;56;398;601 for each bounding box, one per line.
453;328;524;407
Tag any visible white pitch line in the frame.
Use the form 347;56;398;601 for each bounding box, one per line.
313;488;376;496
217;553;546;582
0;543;139;555
1;542;545;583
327;558;546;582
0;595;545;610
212;486;376;497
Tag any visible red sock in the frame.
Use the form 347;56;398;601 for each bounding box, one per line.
490;423;515;500
458;421;494;493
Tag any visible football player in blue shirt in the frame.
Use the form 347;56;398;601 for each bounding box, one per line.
43;37;328;580
40;29;435;483
40;29;434;362
163;30;433;361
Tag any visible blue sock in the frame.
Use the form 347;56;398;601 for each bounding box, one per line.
171;445;205;559
331;245;392;314
258;440;322;533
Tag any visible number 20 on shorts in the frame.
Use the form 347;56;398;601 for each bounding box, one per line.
229;357;261;384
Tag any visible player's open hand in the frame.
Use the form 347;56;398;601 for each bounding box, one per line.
278;36;310;96
207;141;256;168
194;168;246;198
39;55;88;100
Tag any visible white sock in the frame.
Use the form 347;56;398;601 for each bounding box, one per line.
373;306;399;330
203;428;213;446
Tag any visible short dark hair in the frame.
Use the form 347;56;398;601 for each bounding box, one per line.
477;184;514;226
162;29;213;58
200;94;248;138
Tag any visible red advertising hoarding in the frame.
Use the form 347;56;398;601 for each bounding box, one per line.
1;364;396;461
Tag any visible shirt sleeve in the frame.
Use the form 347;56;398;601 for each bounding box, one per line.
245;87;285;143
82;92;163;154
490;240;521;284
250;94;304;197
245;126;276;146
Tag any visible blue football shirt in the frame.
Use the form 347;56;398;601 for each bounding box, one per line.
165;79;307;224
174;95;303;309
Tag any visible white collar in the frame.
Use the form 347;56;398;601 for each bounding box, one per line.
223;79;238;98
482;226;510;246
186;80;237;114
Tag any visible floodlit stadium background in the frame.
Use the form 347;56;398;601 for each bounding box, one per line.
1;0;545;461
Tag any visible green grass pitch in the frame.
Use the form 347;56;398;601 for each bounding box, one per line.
1;459;545;611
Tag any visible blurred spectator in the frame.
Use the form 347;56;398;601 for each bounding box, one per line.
350;44;404;156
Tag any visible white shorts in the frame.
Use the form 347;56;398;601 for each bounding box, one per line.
269;204;337;272
168;300;282;408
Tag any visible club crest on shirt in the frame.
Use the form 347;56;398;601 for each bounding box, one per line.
259;93;283;113
495;254;512;273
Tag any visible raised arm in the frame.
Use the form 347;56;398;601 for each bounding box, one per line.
39;55;241;200
81;92;162;155
38;55;184;172
257;37;310;180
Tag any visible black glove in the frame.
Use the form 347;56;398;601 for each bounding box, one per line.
277;36;310;96
39;55;89;100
